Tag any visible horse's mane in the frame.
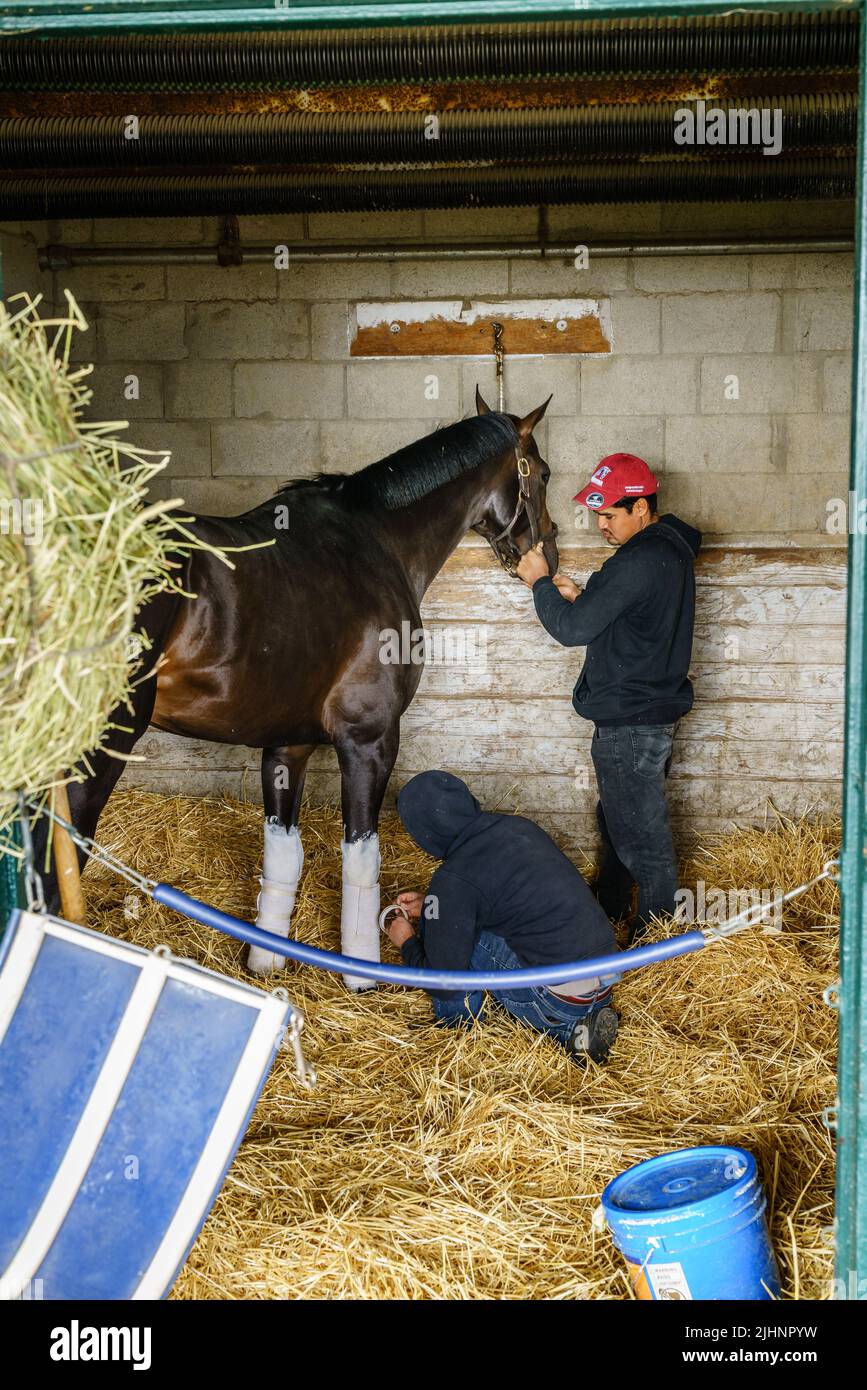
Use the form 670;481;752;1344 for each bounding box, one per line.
275;412;519;510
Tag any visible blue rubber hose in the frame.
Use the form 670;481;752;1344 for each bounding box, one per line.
153;882;707;991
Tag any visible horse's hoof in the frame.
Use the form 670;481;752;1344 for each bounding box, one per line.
247;948;284;976
344;977;378;994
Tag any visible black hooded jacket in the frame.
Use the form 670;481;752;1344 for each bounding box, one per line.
396;770;615;996
532;513;702;726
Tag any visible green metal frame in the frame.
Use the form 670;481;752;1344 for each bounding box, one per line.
0;0;852;36
0;821;24;937
0;0;864;1295
839;0;867;1303
0;244;25;930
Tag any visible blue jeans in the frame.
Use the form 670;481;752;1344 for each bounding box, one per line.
431;930;614;1048
591;722;679;934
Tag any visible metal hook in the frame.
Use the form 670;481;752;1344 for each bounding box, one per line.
823;980;840;1010
492;320;505;412
16;791;45;914
286;1012;316;1090
272;991;316;1089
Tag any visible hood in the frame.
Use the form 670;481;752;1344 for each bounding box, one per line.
654;512;702;558
397;770;484;859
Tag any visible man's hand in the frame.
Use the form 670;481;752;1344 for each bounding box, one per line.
516;543;550;588
396;890;425;921
387;910;415;948
552;573;581;602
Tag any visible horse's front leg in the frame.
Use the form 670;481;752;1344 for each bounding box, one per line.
247;743;314;976
334;724;400;992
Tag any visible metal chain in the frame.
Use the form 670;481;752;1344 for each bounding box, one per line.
492;320;504;411
26;795;156;895
701;860;839;942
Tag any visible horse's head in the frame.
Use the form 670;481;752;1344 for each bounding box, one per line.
472;387;559;578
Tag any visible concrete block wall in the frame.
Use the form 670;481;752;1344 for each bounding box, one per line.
0;201;854;548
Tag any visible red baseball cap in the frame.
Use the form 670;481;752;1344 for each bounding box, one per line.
573;453;659;509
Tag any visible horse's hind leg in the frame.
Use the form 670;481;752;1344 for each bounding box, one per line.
28;583;181;914
30;654;161;916
334;724;400;993
247;743;313;976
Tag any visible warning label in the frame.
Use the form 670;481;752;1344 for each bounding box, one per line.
647;1262;693;1301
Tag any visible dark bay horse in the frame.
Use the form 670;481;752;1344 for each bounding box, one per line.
35;391;558;988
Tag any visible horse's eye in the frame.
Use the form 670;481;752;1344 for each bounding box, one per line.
541;468;551;485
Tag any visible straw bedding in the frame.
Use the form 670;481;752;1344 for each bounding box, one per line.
82;788;839;1301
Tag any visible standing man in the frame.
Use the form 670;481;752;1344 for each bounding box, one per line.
516;454;701;943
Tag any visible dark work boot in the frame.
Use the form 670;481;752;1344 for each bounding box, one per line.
566;1005;620;1064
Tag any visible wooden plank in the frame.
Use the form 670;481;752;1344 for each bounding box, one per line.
446;544;848;588
395;696;839;744
691;547;847;588
695;587;845;627
691;625;844;666
121;768;252;802
351;298;610;357
410;636;844;699
121;765;839;825
420;574;847;627
131;729;844;783
689;664;844;699
402;619;844;667
675;737;843;781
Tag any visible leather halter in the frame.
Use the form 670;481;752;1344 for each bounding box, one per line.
485;448;558;578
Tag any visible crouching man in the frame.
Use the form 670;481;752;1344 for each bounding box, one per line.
386;769;621;1063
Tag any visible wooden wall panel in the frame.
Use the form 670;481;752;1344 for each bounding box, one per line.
351;298;611;357
124;545;846;855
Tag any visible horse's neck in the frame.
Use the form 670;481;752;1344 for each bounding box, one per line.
378;454;505;602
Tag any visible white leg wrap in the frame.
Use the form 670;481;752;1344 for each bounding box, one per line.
247;821;304;976
340;835;381;993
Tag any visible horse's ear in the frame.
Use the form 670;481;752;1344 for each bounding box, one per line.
475;385;492;415
518;395;553;439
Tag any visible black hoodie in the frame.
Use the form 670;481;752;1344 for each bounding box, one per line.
532;513;702;726
396;770;615;996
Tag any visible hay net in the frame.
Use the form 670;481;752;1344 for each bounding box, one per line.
0;290;228;839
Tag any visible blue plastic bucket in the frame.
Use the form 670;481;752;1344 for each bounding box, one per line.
601;1146;780;1301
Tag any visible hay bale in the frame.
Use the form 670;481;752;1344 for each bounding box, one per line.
0;292;230;835
82;789;839;1300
